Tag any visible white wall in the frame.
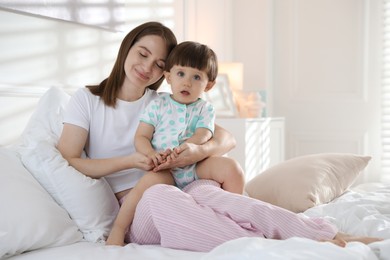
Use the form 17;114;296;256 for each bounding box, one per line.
183;0;233;62
232;0;272;93
183;0;272;92
272;0;384;183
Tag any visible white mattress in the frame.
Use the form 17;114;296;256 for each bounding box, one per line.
9;183;390;260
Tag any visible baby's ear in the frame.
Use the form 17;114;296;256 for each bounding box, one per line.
205;81;216;92
164;71;171;84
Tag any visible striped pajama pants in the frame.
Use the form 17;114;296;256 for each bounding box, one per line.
127;179;338;252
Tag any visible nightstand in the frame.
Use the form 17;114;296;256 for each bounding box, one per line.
216;117;285;182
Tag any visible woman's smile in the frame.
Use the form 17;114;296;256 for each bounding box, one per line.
134;67;150;81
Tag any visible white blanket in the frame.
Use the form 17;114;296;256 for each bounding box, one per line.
204;183;390;260
9;183;390;260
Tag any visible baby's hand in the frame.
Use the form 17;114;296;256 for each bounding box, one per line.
153;143;205;171
159;148;172;158
147;151;168;167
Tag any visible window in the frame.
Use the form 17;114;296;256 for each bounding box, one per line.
382;0;390;178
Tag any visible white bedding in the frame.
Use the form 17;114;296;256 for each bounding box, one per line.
8;183;390;260
9;237;390;260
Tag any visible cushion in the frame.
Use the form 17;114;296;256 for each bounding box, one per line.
245;153;371;213
0;148;82;258
17;86;119;242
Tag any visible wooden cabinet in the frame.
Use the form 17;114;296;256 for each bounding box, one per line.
216;118;285;182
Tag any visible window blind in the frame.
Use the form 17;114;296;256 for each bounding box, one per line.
382;0;390;176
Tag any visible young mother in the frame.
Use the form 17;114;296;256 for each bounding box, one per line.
57;21;381;252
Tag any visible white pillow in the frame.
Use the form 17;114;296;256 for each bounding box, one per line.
20;86;69;148
245;153;371;213
18;87;119;242
0;148;82;258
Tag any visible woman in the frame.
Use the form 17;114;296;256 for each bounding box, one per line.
57;21;234;199
58;21;382;252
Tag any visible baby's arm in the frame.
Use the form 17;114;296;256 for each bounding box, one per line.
134;122;166;166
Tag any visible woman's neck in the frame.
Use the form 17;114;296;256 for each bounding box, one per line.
117;84;146;102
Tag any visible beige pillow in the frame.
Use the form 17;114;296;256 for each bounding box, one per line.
245;153;371;213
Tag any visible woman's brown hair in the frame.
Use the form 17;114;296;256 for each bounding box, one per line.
87;21;177;107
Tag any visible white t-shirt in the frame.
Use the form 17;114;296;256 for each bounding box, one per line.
63;87;159;193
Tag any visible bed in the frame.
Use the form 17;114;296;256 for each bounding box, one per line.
1;87;390;260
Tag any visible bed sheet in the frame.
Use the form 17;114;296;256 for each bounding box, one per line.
8;183;390;260
8;242;203;260
8;238;390;260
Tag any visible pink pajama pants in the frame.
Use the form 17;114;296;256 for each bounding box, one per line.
127;179;338;252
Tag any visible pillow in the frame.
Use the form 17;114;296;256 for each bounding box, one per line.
17;86;119;242
0;148;82;258
20;86;70;148
245;153;371;213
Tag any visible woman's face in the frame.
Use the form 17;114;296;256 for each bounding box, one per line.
123;35;168;90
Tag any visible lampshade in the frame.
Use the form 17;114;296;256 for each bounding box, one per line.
218;62;243;91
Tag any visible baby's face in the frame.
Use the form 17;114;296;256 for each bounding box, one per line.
164;65;213;104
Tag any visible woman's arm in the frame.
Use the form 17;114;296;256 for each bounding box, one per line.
184;128;213;146
201;124;236;156
154;124;235;171
57;123;153;178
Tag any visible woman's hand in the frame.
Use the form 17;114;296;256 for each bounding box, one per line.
129;152;155;171
153;143;207;171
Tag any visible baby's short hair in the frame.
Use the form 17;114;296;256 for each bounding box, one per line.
164;41;218;82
